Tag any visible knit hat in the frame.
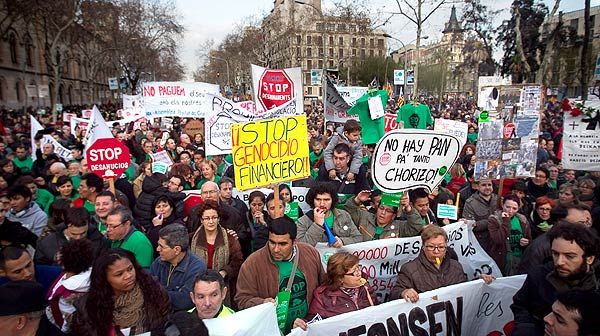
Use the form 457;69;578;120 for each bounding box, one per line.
0;281;46;316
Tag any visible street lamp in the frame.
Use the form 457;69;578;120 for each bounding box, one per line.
383;33;428;101
209;55;230;88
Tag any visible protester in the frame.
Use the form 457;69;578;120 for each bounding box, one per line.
105;206;153;268
189;269;235;319
304;252;377;323
323;120;363;182
190;200;243;307
46;239;94;332
297;183;362;247
558;183;580;205
409;188;438;226
70;249;171;335
0;245;62;292
150;224;206;311
146;195;185;251
91;191;117;235
235;216;325;334
196;160;220;188
511;223;600;335
132;162;152;198
316;143;369;194
72;173;103;213
389;225;470;302
462;178;499;253
345;190;422;240
133;172;168;230
245;190;269;253
7;184;48;237
529;196;556;239
543;289;600;336
488;194;531;275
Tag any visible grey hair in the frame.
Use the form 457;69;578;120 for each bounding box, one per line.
108;205;134;225
159;224;190;250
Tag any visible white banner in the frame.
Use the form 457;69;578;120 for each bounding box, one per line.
231;187;311;213
325;86;366;123
288;275;525;336
122;94;145;120
205;303;280;336
204;94;301;155
315;222;501;302
30;116;73;162
38;84;49;98
70;117;89;136
434;118;468;145
142;81;220;118
393;70;405;85
562;100;600;171
251;64;303;112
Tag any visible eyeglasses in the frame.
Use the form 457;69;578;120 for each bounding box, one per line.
538;207;552;212
424;245;447;251
378;207;396;214
106;222;126;231
201;216;219;222
344;265;362;276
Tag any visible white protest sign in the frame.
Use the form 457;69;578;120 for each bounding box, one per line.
205;94;300;155
82;106;114;156
434;118;468;145
314;221;502;302
231;187;311;213
142;81;220;118
287;275;525;336
82;109;93;118
62;113;76;123
205;303;280;336
251;64;303;112
30;116;74;162
562;101;600;170
151;151;174;168
325;86;367;123
71;117;89;135
371;129;461;193
368;96;385;120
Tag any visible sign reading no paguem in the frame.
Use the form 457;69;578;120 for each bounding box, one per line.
142;81;220;118
232;115;310;190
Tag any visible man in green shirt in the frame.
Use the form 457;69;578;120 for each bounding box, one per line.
12;145;33;174
72;173;102;213
105;205;153;268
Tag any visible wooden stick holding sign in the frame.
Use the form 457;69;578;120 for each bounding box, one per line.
108;177;116;196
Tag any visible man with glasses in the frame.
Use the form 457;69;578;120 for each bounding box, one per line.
345;190;422;240
150;224;206;311
106;205;153;268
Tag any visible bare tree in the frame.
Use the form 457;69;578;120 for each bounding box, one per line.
581;0;592;100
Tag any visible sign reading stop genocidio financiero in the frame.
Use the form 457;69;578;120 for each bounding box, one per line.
232;115;310;190
86;138;131;179
372;129;461;193
142;81;220;118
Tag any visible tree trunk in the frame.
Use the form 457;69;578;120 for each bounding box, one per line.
581;0;591;100
413;0;423;100
514;5;532;82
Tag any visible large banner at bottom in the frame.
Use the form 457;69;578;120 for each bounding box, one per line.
315;222;502;302
204;302;280;336
288;275;526;336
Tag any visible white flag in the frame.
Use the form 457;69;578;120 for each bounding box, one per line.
82;105;115;157
30;115;73;162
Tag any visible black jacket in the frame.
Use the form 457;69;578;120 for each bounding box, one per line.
517;233;552;274
34;223;107;266
134;173;168;230
511;261;600;336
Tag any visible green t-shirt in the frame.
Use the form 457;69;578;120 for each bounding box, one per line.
347;90;388;145
36;188;55;214
70;175;81;190
275;260;308;334
467;132;478;144
195;176;220;189
374;226;384;240
13;156;33;174
83;200;95;214
110;229;154;268
284;202;300;221
509;217;524;258
397;103;433;130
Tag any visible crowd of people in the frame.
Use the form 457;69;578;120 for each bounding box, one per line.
0;94;599;336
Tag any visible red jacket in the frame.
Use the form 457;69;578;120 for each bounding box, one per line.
306;283;378;320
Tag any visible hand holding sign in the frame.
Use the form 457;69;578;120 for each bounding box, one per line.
371;129;461;194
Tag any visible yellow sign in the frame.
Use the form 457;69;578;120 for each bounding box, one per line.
232;115;310;190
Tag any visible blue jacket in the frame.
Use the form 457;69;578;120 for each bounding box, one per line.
150;251;206;311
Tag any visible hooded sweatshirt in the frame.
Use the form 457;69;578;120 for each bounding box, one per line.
6;202;48;236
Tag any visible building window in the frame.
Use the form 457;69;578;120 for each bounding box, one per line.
329;60;334;68
319;48;323;57
307;47;312;57
352;37;356;46
361;49;365;58
370;38;374;47
378;39;384;48
352;49;356;57
305;72;311;85
316;23;323;31
296;47;300;56
307;59;312;69
337;24;346;31
369;49;374;57
378;50;383;57
316;36;323;46
318;60;323;68
329;48;333;57
15;81;22;102
9;33;18;64
296;35;301;44
339;49;344;58
361;38;365;47
329;36;334;45
307;35;312;45
349;24;356;32
570;18;579;30
338;37;343;45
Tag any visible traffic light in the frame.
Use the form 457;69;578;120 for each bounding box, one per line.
216;71;220;78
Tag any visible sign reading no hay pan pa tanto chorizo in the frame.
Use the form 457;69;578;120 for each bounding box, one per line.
371;129;461;194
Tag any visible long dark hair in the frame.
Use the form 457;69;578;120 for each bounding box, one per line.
85;249;169;335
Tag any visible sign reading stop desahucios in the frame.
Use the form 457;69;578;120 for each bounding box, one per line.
86;138;131;178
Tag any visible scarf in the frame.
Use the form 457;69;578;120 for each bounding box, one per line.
113;284;145;331
191;226;230;272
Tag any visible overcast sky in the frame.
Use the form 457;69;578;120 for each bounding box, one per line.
178;0;599;80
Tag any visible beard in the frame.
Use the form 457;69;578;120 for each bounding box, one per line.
557;261;589;281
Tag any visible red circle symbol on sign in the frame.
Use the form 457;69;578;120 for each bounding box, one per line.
257;69;294;110
503;122;516;138
86;138;131;179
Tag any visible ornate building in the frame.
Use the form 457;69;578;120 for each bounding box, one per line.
262;0;387;99
0;14;112;110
